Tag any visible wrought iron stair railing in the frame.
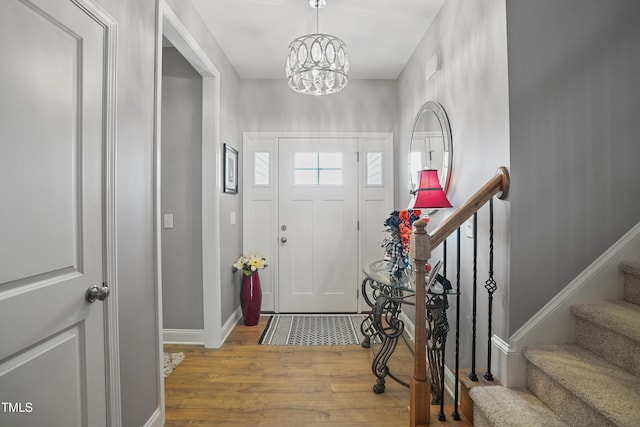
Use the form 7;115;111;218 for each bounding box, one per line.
409;166;510;426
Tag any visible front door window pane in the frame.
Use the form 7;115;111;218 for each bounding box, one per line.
294;151;343;186
319;169;342;185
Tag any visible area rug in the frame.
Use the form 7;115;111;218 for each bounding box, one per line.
259;314;368;345
163;352;185;378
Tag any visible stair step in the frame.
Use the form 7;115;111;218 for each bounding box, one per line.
469;386;568;427
457;368;501;424
621;260;640;305
524;344;640;427
571;300;640;377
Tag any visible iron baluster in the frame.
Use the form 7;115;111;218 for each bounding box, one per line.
437;294;449;422
469;212;479;382
484;198;496;381
452;228;461;421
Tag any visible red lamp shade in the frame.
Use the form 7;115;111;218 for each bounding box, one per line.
409;169;452;209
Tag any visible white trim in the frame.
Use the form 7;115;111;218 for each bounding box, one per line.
221;306;243;343
153;1;224;425
160;2;224;350
399;310;415;340
490;334;526;388
444;365;458;401
102;15;122;427
143;408;163;427
161;307;241;345
153;2;166;424
499;219;640;387
72;0;121;425
158;0;223;347
201;72;223;349
163;329;205;345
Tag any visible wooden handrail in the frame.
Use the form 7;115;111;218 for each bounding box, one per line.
431;167;510;249
409;166;509;427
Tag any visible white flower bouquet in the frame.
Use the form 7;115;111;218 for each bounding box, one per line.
233;254;268;276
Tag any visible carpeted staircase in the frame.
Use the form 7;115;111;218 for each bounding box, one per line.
469;260;640;426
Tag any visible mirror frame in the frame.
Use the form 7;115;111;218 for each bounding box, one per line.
409;100;453;196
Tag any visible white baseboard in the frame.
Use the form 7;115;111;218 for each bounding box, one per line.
444;365;457;399
163;308;242;346
143;408;163;427
162;328;205;345
491;334;527;388
399;310;415;340
221;306;243;344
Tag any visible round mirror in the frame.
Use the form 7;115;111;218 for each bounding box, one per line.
409;101;452;195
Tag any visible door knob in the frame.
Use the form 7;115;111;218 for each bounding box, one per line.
86;285;110;303
281;237;287;243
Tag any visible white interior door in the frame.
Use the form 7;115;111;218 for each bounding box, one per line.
0;0;109;425
278;138;358;312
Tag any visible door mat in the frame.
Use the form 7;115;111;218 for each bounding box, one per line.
259;314;368;346
163;352;185;378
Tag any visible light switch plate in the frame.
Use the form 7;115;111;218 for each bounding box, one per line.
163;213;174;229
465;219;473;238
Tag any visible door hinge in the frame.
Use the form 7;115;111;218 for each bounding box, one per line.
357;151;360;162
357;220;360;231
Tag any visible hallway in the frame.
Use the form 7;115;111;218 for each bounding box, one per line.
164;317;471;426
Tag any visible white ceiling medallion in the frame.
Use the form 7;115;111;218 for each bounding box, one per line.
285;0;349;96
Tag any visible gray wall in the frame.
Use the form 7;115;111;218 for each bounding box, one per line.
239;79;397;132
164;0;243;325
396;0;510;366
161;47;204;330
506;0;640;333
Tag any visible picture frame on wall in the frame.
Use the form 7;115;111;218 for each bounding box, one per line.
223;143;238;194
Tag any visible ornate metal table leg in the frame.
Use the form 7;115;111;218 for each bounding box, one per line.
426;293;450;405
361;318;373;348
370;288;404;393
360;277;379;348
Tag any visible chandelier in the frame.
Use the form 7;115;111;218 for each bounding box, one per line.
285;0;349;95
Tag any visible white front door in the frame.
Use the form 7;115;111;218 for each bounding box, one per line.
0;0;109;425
278;138;359;312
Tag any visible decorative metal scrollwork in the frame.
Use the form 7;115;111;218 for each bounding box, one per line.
426;292;450;404
360;262;451;404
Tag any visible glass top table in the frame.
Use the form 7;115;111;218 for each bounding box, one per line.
359;259;451;404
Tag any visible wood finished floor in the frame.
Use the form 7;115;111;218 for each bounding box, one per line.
164;316;471;426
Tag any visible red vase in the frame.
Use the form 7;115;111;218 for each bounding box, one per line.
240;271;262;326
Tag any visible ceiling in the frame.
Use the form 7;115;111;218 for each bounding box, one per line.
190;0;445;80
